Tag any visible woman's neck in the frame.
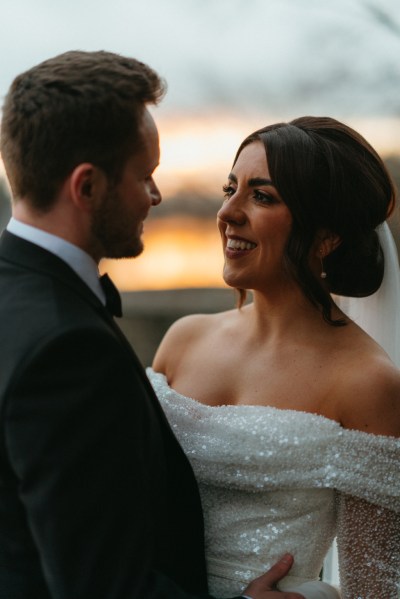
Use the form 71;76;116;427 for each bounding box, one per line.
245;287;345;345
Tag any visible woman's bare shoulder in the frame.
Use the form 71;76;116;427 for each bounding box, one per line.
160;309;236;342
334;339;400;437
152;310;236;374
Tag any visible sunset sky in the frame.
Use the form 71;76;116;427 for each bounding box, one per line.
1;0;399;289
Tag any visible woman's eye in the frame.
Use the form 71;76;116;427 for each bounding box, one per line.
222;184;235;198
253;190;279;205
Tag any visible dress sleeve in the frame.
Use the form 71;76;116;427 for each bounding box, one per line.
324;427;400;598
336;492;400;598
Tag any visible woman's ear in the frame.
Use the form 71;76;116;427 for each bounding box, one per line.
69;163;107;212
316;230;342;258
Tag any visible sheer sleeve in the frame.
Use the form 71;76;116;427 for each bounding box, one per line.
321;426;400;598
336;493;400;598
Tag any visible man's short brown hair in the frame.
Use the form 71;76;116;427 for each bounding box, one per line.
0;50;166;209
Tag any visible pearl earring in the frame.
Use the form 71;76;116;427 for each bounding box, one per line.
320;249;327;279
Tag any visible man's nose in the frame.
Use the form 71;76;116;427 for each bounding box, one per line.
149;179;162;206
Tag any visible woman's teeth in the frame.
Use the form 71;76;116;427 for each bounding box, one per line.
227;239;256;250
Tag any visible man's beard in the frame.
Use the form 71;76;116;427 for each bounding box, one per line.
90;187;144;260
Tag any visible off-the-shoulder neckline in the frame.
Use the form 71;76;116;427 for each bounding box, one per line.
147;368;345;427
147;367;400;442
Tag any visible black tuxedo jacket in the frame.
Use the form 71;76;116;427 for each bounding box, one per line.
0;231;240;599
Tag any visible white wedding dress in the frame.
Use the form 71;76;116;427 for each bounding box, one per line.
148;368;400;599
147;223;400;599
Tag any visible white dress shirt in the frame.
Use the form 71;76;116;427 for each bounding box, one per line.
6;217;106;304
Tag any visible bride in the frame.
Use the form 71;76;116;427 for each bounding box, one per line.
147;117;400;599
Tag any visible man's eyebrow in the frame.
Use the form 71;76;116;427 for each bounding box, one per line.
228;173;274;187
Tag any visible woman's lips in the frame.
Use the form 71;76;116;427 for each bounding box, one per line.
225;236;257;257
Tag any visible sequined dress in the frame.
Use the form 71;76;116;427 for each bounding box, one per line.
147;368;400;599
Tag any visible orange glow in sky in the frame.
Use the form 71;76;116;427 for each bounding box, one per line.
152;113;250;197
101;216;225;290
153;112;400;197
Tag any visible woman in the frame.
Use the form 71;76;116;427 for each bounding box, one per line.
148;117;400;598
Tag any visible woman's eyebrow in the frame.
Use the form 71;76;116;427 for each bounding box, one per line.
248;177;274;187
228;172;274;187
227;172;238;183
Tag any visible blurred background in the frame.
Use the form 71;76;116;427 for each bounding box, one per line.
0;0;399;364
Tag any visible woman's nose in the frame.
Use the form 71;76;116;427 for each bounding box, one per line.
217;194;246;225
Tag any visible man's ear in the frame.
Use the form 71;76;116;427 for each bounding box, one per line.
69;163;106;212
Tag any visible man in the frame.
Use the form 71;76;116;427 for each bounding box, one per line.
0;51;303;599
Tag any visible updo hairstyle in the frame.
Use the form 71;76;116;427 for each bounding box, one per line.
234;116;396;325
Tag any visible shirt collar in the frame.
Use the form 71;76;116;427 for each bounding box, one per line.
7;217;106;304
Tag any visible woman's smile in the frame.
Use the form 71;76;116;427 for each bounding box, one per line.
225;235;257;257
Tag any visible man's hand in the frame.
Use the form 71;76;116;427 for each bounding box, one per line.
241;554;305;599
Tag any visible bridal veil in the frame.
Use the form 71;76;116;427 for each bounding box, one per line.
335;221;400;368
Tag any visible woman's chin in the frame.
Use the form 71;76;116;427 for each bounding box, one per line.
222;273;249;290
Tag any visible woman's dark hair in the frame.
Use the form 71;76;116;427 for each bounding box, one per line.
234;116;396;325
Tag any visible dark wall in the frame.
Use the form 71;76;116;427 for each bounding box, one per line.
119;288;238;366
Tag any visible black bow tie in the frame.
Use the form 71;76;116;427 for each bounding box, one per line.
99;273;122;317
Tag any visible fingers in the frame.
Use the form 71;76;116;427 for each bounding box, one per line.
256;553;295;586
240;554;307;598
242;553;297;598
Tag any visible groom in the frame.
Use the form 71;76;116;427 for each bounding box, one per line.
0;51;303;599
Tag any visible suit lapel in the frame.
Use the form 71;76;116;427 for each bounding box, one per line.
0;230;174;428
